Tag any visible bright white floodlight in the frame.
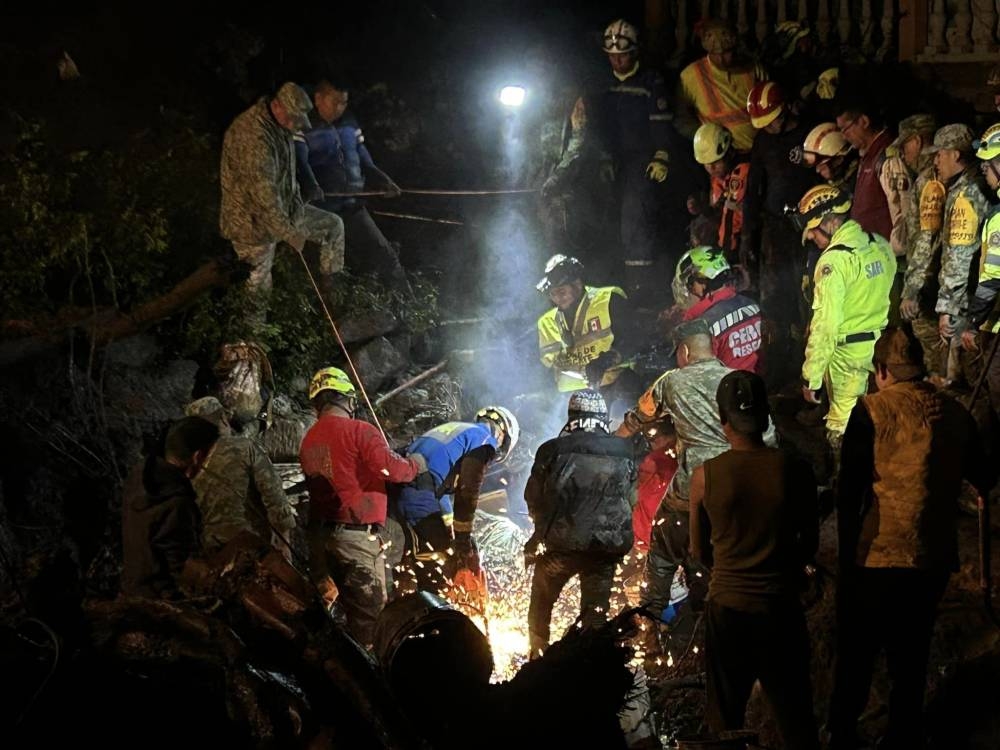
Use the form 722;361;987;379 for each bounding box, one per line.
499;85;526;107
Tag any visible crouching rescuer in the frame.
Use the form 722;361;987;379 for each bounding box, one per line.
524;390;637;658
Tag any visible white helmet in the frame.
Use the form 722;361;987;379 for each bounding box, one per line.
475;405;520;463
603;19;639;53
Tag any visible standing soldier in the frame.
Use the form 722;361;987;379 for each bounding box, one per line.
893;115;946;377
220;82;345;322
797;185;896;451
927;124;992;386
961;124;1000;461
524;390;637;658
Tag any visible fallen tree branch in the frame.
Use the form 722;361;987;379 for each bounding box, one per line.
374;358;449;408
0;257;238;367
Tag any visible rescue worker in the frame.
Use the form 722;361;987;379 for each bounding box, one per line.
797;185;896;449
632;418;678;555
801;122;858;193
220;82;345;323
928;124;992;386
893;114;946;377
617;319;776;629
693;123;751;261
742;80;818;367
672;246;763;373
183;397;297;560
597;19;692;299
524;390;637;657
299;367;426;646
834;100;910;324
962;124;1000;464
677;19;766;152
295;78;408;291
121;417;219;599
535;254;639;396
690;370;820;750
830;328;990;750
392;406;519;595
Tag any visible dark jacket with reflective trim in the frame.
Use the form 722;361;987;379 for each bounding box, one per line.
599;65;672;159
524;427;637;555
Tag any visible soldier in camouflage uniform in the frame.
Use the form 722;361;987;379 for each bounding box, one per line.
185;398;296;559
617;319;775;624
219;82;345;321
893;115;946;377
927;125;992;386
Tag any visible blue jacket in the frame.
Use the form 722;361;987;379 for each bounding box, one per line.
397;422;498;525
294;112;376;213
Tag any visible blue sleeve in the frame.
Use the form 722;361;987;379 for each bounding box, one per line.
294;135;322;196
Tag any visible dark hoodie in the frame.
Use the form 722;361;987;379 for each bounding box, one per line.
121;455;202;598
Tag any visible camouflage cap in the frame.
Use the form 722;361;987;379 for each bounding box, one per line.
922;123;976;155
887;114;937;156
184;396;228;427
873;326;925;380
274;82;313;132
671;317;712;347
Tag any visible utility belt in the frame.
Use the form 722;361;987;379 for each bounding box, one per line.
316;520;383;534
837;330;882;346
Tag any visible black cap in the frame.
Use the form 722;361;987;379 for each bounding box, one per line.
716;370;770;434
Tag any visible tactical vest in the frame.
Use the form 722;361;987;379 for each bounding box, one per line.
538;286;625;391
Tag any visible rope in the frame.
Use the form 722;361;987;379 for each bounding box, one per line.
370;210;464;226
324;187;538;198
293;248;390;447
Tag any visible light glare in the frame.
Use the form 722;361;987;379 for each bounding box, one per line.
499;85;526;107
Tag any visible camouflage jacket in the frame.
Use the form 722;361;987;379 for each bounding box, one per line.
192;435;296;552
936;168;992;318
219;98;307;247
636;357;775;508
902;163;944;303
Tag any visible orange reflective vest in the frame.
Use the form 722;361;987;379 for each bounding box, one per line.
710;159;751;252
680;58;761;151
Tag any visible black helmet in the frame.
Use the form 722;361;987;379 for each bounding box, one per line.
537;254;584;292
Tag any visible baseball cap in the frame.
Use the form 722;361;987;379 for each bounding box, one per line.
716;370;770;433
921;123;975;155
275;82;313;132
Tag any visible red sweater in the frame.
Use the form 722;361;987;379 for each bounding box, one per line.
300;414;420;524
633;451;678;548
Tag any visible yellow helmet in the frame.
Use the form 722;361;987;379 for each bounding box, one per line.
796;185;852;244
693;122;733;164
308;366;356;400
975;123;1000;161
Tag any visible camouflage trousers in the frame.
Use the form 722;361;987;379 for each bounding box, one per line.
308;523;387;647
232;205;345;297
910;312;946;378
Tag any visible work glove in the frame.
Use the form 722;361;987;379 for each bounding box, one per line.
305;183;325;204
451;530;481;577
585;350;619;386
409;452;429;476
645;158;669;183
899;298;920;321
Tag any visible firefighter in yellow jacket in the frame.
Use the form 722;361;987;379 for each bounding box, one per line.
536;255;638;394
797;185;896;448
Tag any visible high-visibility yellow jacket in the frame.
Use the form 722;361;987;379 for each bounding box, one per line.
538;286;625;391
969;206;1000;333
678;57;764;152
802;220;897;390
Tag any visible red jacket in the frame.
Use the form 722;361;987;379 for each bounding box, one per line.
850;129;893;240
300;414;420;524
683;285;763;372
633;451;678;548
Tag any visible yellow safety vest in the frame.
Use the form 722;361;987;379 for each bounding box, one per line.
680;57;762;152
537;286;625;391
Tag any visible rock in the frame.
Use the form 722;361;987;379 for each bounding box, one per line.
103;334;160;368
351;336;407;391
336;309;399;345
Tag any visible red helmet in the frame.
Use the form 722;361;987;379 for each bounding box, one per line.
746;81;785;129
